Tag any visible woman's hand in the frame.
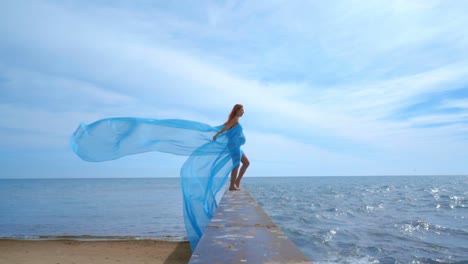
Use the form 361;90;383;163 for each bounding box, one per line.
212;135;217;141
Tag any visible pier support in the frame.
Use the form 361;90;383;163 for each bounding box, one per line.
188;189;313;264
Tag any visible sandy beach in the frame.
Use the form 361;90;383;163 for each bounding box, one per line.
0;239;192;264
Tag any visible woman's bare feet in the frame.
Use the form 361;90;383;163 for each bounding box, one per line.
234;179;241;189
229;182;240;191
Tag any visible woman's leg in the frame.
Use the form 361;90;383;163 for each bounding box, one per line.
234;154;250;188
229;165;240;191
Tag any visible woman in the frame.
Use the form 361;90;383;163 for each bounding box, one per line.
70;104;249;250
213;104;250;191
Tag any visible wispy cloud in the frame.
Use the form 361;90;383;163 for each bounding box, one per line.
440;98;468;110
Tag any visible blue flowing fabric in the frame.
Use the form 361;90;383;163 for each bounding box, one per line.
70;117;245;251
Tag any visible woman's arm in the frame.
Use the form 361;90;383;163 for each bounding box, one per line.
213;118;238;140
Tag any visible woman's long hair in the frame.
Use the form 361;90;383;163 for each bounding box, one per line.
224;104;243;125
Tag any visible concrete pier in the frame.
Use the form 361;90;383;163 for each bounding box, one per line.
188;189;313;264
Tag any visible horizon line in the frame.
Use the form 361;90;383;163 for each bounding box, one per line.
1;174;466;180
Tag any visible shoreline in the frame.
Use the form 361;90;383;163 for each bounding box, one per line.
0;235;187;242
0;239;192;264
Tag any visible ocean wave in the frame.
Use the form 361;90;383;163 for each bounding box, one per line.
246;176;468;264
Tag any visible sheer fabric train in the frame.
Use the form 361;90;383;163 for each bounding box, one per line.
70;117;246;251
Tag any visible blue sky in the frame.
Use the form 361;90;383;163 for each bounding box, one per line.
1;0;468;178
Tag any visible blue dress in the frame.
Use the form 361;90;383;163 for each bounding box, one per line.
70;117;245;251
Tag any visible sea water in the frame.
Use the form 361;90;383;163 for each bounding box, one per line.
246;176;468;264
0;178;185;240
0;176;466;263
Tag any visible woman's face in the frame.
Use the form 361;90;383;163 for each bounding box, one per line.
236;107;245;117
